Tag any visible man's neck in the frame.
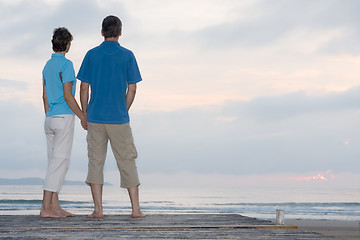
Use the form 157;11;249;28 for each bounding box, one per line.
104;37;119;42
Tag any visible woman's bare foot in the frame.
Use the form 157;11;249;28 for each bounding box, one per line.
60;209;75;217
52;207;68;218
87;211;104;219
131;211;145;218
40;209;66;218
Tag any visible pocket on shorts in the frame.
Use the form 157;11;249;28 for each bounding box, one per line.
49;115;66;131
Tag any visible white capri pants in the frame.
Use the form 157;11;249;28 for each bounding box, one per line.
43;114;75;193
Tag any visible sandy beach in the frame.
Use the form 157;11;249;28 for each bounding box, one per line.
285;219;360;240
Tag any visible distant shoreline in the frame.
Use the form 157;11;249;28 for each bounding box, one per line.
0;178;112;186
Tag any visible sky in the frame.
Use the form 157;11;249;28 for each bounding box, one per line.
0;0;359;188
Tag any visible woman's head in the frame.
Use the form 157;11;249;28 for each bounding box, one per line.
52;27;73;52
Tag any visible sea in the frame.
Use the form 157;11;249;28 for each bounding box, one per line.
0;185;359;222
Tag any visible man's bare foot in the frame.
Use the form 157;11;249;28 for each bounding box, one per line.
87;211;104;219
40;210;66;218
131;211;145;218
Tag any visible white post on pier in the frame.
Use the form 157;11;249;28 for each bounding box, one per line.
276;209;285;225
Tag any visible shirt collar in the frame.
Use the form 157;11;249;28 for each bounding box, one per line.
101;41;120;47
52;52;65;58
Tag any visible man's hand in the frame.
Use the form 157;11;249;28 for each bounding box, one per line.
81;112;88;130
81;119;88;130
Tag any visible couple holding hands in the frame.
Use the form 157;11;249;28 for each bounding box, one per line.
40;15;144;219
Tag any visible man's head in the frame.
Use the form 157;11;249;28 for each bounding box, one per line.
102;15;122;39
52;27;73;53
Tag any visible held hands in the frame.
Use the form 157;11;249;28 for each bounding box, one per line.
81;118;88;130
80;112;88;130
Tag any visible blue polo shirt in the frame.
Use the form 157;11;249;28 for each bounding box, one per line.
77;41;142;124
42;53;76;117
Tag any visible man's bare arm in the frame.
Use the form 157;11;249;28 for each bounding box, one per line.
42;85;49;114
126;84;137;110
63;82;87;130
80;82;90;114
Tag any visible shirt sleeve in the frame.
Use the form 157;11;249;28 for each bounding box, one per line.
60;61;76;84
77;51;91;83
127;52;142;85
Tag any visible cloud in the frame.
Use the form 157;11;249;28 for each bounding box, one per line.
0;100;88;172
1;86;359;179
0;79;29;90
221;86;360;120
1;0;360;112
0;0;129;58
1;0;360;182
132;86;360;175
4;0;359;59
137;170;360;189
136;0;359;58
0;100;45;169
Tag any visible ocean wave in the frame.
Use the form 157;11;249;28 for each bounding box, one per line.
211;202;360;207
0;199;91;205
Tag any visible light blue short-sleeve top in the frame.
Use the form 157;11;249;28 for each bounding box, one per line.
42;53;76;117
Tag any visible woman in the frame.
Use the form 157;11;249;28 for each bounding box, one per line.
40;27;87;218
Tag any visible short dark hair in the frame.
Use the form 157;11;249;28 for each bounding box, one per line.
102;15;122;38
52;27;73;52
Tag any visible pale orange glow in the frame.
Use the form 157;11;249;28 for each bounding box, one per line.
216;116;238;122
303;174;327;181
293;170;335;182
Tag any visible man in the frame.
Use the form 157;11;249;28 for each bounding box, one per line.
77;15;144;218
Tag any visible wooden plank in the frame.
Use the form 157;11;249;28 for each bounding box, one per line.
0;214;338;239
0;225;298;231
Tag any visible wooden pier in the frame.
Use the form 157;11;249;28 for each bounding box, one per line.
0;214;339;239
